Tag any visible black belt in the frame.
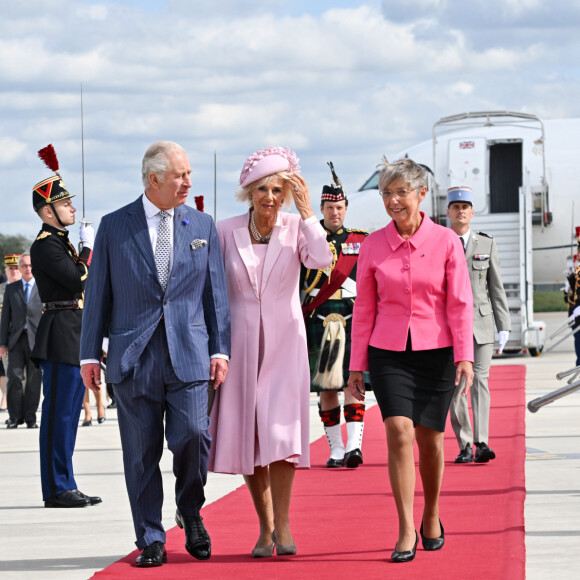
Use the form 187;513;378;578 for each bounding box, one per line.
43;299;84;311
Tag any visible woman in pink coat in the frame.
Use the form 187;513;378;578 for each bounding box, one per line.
209;147;332;558
348;158;474;563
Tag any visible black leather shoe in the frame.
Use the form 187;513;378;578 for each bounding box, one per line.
26;422;38;429
326;457;344;468
107;401;117;409
6;419;23;429
455;443;473;463
44;490;90;508
420;518;445;551
136;541;166;567
474;442;496;463
344;448;363;468
175;509;211;560
391;531;419;563
75;489;102;505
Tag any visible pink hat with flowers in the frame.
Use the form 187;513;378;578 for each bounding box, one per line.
239;146;300;188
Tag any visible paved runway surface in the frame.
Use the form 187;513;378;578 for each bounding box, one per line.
0;311;578;579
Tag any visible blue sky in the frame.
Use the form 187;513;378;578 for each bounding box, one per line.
1;0;580;242
83;0;369;16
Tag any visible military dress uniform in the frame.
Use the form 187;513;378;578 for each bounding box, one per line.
1;254;22;422
566;261;580;366
447;186;511;464
302;222;367;389
301;188;368;467
29;145;98;507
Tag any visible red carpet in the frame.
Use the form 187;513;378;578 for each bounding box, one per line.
92;365;526;579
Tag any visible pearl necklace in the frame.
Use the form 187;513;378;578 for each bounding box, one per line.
250;211;273;243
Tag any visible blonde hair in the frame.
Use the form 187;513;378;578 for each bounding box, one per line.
235;171;294;209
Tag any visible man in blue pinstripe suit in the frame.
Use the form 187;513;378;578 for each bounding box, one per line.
80;141;231;567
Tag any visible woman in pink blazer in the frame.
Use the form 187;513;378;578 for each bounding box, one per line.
209;147;332;558
348;158;474;563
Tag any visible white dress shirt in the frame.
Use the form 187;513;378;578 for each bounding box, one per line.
142;193;175;272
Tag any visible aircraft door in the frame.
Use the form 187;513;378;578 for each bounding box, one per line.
448;137;487;213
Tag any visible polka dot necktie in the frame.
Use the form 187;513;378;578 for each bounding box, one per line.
155;210;171;290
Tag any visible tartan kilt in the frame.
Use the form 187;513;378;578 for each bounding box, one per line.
305;298;353;392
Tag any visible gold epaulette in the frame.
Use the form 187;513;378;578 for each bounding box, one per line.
345;227;369;235
36;231;51;240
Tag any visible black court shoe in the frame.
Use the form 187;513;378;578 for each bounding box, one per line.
391;531;418;563
420;518;445;551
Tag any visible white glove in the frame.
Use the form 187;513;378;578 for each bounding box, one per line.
498;330;510;354
573;306;580;319
79;220;95;249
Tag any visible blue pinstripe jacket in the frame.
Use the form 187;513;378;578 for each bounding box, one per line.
80;197;231;384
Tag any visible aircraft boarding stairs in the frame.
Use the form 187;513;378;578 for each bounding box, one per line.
469;212;529;354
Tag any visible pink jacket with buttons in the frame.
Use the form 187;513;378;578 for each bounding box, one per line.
350;213;474;371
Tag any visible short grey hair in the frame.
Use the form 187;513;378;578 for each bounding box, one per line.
377;157;427;194
141;141;186;189
18;252;31;266
235;171;294;209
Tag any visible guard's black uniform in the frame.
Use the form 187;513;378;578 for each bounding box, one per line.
30;223;91;501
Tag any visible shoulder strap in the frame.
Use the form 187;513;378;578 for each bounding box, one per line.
302;232;366;315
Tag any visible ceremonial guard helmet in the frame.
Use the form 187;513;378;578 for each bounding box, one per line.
32;145;76;212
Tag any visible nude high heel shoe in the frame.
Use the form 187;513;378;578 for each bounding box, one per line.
272;531;296;556
251;541;274;558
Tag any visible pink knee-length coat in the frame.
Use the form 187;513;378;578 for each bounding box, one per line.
209;211;332;475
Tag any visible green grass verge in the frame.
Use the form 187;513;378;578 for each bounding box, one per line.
534;291;568;312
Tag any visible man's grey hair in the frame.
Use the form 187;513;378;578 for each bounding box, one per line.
141;141;186;189
18;252;31;266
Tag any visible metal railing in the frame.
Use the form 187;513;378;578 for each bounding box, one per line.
527;365;580;412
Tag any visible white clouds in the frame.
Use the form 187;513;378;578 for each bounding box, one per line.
0;1;579;240
447;82;474;98
76;3;109;20
0;138;27;166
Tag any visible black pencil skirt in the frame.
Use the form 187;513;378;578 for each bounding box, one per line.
368;339;456;432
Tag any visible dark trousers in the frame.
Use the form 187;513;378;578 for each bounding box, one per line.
574;327;580;367
39;361;85;500
7;334;42;425
114;322;211;549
